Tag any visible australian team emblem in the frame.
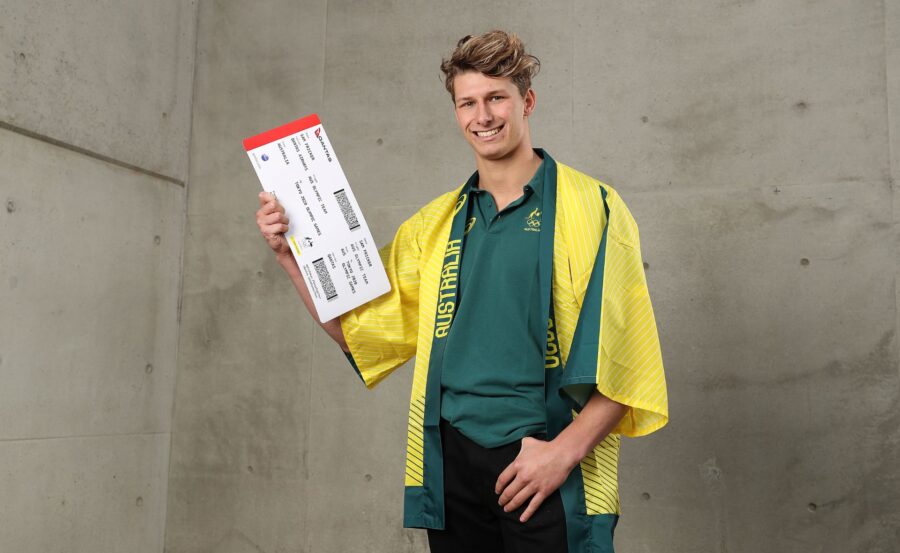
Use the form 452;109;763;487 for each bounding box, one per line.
524;207;541;232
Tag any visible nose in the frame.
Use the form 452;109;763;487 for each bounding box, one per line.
475;101;493;127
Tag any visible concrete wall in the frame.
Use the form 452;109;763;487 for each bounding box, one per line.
168;2;900;553
168;1;900;552
5;0;895;552
0;1;196;551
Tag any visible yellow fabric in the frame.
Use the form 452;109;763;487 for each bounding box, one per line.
339;162;668;496
554;166;669;437
581;434;621;515
340;191;459;486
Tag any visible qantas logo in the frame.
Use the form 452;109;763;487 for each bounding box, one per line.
314;127;332;162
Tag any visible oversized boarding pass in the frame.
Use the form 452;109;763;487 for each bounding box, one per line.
244;114;390;323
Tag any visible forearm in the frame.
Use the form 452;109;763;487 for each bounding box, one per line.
276;252;349;352
552;390;628;470
494;389;629;521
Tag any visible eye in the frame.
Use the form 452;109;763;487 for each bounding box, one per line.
490;95;505;101
458;100;474;108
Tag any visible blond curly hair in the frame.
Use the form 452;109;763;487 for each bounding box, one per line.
440;30;541;99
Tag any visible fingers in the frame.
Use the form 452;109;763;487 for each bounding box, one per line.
497;473;527;508
254;192;291;256
502;482;535;514
258;191;279;206
257;192;285;214
261;223;289;237
518;492;546;523
256;204;289;239
495;462;517;495
260;210;288;226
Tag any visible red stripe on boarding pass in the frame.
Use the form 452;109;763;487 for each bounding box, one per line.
243;113;322;151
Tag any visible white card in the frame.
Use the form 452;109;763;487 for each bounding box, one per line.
244;114;391;323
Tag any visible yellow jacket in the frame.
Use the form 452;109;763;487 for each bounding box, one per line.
340;151;667;549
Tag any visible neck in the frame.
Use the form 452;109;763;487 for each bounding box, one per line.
474;140;542;196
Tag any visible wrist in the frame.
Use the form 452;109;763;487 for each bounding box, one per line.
276;251;298;270
550;434;588;471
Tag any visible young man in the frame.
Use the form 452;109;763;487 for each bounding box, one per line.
256;30;667;553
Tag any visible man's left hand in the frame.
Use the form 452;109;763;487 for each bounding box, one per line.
494;437;576;523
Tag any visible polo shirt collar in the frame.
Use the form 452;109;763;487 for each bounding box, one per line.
470;148;547;200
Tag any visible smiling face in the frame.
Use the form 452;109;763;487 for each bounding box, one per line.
453;71;536;163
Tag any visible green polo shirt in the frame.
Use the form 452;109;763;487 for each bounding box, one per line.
439;156;547;448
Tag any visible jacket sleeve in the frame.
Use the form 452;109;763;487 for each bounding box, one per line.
338;213;421;388
560;189;668;437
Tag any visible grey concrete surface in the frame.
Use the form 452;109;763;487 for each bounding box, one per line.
0;120;185;552
0;433;170;552
4;0;899;552
164;1;326;552
568;0;891;193
0;0;197;182
889;0;900;227
168;1;900;552
616;181;898;552
0;0;193;551
0;128;184;440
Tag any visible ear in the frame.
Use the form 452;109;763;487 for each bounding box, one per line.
523;88;536;117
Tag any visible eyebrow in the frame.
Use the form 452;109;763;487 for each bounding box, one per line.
456;90;508;102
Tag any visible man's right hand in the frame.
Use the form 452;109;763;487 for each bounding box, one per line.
256;191;292;258
254;190;349;351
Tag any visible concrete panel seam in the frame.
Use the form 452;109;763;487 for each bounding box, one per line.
0;431;170;443
570;0;575;138
320;0;329;109
163;0;202;550
308;4;328;551
884;0;896;183
305;313;317;553
624;178;892;200
0;121;185;187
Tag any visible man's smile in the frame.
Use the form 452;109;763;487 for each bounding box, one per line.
473;124;504;138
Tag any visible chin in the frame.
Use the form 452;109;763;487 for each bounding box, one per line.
473;143;514;161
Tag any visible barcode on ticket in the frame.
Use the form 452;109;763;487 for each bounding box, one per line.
334;189;361;231
312;257;338;301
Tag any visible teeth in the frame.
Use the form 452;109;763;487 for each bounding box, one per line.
475;127;501;137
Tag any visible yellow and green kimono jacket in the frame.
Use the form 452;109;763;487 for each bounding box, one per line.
340;151;668;552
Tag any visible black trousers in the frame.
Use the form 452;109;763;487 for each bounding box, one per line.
427;419;568;553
